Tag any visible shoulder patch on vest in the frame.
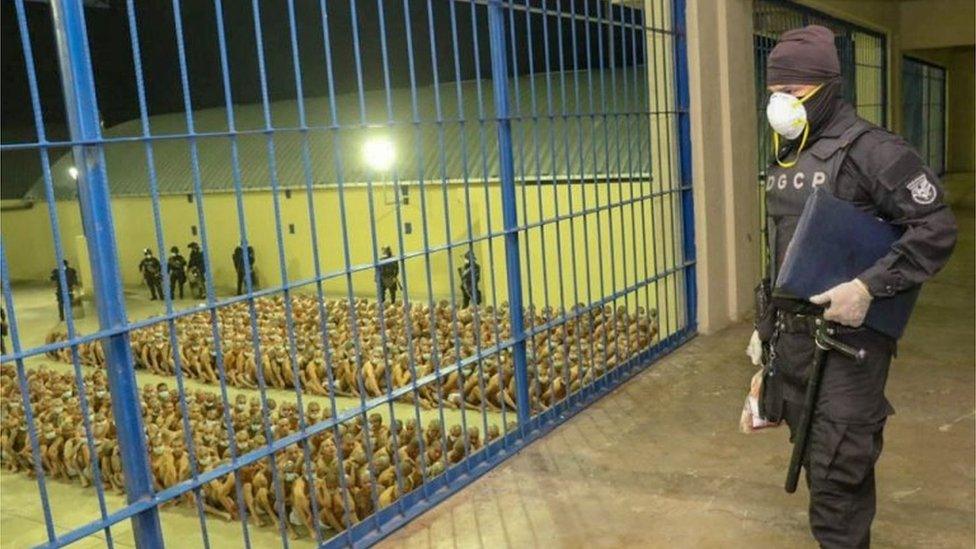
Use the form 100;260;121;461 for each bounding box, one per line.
906;173;937;204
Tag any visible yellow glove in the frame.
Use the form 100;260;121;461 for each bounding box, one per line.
810;279;872;327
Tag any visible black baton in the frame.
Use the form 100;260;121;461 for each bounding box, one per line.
785;318;866;493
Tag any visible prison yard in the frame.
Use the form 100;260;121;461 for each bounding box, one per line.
2;280;664;544
2;0;975;547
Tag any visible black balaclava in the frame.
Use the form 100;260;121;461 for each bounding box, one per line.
767;25;845;137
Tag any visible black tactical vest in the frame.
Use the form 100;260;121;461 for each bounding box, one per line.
765;119;873;281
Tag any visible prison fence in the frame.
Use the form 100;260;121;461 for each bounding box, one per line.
0;0;694;547
901;56;947;176
753;0;887;276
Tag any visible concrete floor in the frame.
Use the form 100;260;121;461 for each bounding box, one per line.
377;172;976;548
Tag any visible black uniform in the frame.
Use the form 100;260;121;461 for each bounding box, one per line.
233;245;256;295
377;254;399;303
458;254;482;308
1;307;8;354
188;245;205;275
167;252;188;299
187;244;206;299
763;102;956;547
50;264;80;320
139;255;163;300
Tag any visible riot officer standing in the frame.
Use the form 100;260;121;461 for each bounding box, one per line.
0;306;6;355
458;250;482;308
376;246;400;303
167;246;188;299
138;249;164;301
50;260;79;320
187;242;206;299
232;244;256;295
753;25;957;547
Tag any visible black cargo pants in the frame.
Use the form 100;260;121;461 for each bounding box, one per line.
774;322;894;548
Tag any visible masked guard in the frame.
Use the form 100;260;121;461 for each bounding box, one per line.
754;25;956;548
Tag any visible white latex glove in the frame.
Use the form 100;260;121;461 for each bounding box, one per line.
810;279;872;327
746;330;762;366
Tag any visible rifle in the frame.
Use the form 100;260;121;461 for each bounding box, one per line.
785;318;866;493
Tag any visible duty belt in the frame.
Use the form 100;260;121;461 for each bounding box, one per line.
775;311;818;334
776;310;872;338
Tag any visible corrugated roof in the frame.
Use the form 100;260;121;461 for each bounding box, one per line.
33;68;653;200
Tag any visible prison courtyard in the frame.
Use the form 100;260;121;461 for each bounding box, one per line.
0;0;973;548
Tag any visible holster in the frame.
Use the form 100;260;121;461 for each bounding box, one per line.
758;367;783;423
754;278;776;342
756;280;783;423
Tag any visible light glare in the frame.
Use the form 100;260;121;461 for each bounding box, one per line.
362;138;395;171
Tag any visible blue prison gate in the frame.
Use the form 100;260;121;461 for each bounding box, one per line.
901;56;947;176
0;0;695;547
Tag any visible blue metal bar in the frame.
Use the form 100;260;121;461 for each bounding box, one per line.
374;0;431;511
174;0;258;544
603;1;627;386
358;0;410;520
672;0;697;332
583;0;611;383
488;0;531;426
625;2;658;361
330;0;385;532
422;0;465;468
124;0;213;542
566;0;599;396
539;0;573;404
280;0;329;541
11;1;116;544
508;0;544;413
245;0;327;543
467;0;509;441
444;0;475;467
459;0;493;455
315;0;360;533
394;0;436;494
552;0;585;408
522;0;560;414
47;2;164;547
649;0;674;340
0;242;57;544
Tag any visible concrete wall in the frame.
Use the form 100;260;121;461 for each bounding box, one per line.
899;0;976;50
1;180;685;335
906;46;976;173
685;0;760;333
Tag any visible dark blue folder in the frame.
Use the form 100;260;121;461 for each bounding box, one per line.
775;188;919;339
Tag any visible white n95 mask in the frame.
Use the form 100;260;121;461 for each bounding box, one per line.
766;92;807;140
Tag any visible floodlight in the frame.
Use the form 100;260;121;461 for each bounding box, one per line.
362;137;395;171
